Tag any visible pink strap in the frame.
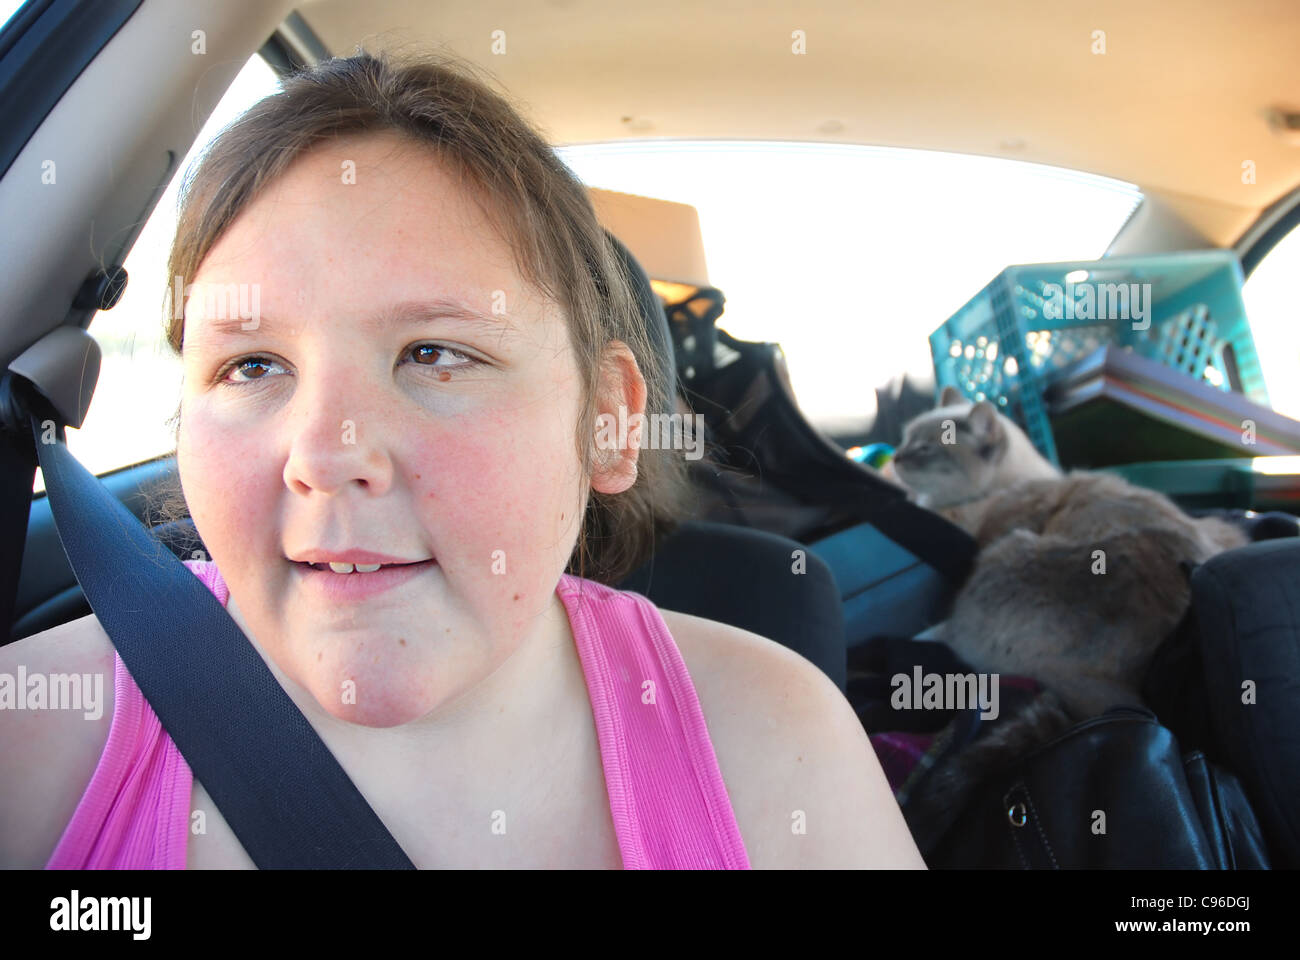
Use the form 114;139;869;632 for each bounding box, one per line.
557;574;750;869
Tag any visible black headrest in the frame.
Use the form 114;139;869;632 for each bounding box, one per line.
604;229;676;381
618;520;846;692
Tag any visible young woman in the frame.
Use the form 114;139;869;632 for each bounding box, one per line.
4;52;924;870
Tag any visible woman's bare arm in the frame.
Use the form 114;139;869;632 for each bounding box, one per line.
0;614;116;868
663;610;926;869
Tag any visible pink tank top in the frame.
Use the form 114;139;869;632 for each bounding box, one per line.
45;560;750;870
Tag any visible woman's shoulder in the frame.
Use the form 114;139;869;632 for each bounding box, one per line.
0;613;117;867
658;609;926;869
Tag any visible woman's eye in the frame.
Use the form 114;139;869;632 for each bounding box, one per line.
406;342;477;369
222;356;285;384
216;343;478;387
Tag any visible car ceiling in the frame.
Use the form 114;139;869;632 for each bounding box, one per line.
299;0;1300;248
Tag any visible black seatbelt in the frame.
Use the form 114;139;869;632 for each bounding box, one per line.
0;410;37;644
23;402;415;869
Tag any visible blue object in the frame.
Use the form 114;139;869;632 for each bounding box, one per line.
862;442;895;468
848;442;895;468
929;250;1267;465
809;522;954;647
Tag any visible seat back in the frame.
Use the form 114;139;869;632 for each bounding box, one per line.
618;521;846;691
1143;537;1300;868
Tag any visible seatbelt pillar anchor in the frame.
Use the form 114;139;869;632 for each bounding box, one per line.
6;325;101;431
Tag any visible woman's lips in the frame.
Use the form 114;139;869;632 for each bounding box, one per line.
290;558;436;602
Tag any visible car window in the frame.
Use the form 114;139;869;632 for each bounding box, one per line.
0;0;32;35
33;53;281;493
1241;222;1300;422
557;141;1142;433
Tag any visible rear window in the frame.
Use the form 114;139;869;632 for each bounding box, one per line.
558;141;1143;433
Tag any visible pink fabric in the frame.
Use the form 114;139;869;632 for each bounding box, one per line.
46;560;749;869
43;560;220;869
557;575;750;869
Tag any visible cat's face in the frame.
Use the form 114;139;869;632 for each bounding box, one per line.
892;388;1007;506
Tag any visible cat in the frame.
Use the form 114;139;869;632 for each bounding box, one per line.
889;387;1249;850
891;385;1061;530
893;386;1244;577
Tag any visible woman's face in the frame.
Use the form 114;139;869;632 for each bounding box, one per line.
176;132;606;728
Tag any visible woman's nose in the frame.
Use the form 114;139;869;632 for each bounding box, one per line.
280;369;396;497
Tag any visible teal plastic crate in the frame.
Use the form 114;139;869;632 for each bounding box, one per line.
929;250;1268;464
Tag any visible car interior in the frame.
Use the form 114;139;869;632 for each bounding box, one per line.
3;0;1299;873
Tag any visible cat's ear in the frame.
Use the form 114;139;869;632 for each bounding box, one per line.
967;400;1003;438
939;385;963;407
969;401;1006;462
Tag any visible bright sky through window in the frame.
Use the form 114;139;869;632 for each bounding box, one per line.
558;141;1142;432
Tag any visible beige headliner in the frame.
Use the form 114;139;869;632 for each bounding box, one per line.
301;0;1300;248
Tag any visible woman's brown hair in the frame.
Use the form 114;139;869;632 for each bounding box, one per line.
154;50;691;585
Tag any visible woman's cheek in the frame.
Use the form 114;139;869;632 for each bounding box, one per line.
177;413;275;553
414;408;583;613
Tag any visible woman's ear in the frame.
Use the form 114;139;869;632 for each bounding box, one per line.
590;340;646;495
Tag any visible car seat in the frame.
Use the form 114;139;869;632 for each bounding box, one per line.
1142;536;1300;868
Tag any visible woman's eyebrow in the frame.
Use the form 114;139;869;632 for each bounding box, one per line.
377;298;513;336
189;297;512;343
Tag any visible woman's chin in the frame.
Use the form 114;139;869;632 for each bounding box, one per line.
310;676;445;728
293;654;455;728
320;697;431;728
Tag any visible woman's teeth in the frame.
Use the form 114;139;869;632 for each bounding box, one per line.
322;562;384;573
